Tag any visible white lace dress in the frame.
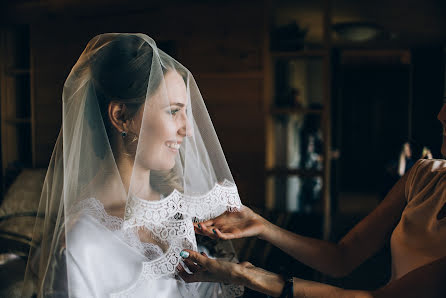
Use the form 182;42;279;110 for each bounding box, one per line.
65;194;241;298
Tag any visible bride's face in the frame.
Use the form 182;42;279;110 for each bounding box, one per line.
133;71;191;170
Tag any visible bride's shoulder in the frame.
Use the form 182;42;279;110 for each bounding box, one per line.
67;198;124;239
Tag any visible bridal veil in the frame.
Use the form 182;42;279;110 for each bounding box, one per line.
22;33;243;297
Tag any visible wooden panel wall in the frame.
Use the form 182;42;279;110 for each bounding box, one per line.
30;1;265;206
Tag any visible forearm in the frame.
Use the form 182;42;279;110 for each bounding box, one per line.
257;174;408;278
259;222;348;277
292;278;372;298
238;264;284;297
239;265;371;298
240;255;446;298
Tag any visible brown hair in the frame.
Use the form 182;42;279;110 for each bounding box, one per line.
88;34;183;194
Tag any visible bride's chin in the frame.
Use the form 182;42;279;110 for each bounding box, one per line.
147;163;175;172
163;163;175;171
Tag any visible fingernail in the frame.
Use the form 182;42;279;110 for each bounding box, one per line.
180;251;189;259
212;229;216;234
197;223;202;229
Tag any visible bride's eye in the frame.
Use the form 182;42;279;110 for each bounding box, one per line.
168;108;180;116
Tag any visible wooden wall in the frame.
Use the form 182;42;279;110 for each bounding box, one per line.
30;1;266;206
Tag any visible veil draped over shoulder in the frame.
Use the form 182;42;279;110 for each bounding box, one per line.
22;33;243;298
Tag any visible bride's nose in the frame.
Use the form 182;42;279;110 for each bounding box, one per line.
178;112;193;137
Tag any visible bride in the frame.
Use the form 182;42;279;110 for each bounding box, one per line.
22;33;243;297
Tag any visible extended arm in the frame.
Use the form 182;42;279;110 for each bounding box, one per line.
179;250;446;298
196;172;409;277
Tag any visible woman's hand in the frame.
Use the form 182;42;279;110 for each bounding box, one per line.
177;250;252;285
194;205;269;240
178;249;288;297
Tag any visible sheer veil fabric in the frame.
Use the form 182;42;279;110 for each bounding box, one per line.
22;33;243;297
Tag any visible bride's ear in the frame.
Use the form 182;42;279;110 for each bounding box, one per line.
108;101;130;134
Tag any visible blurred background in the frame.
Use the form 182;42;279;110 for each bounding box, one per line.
0;0;445;296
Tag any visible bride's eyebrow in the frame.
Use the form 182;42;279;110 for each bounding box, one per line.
168;102;185;107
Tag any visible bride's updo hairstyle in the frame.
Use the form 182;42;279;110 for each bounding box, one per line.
86;34;181;193
89;35;155;156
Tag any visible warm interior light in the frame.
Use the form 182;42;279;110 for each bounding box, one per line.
332;22;384;42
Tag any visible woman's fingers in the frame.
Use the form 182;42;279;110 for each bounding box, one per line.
238;261;255;268
199;218;215;227
195;222;240;240
179;250;242;285
215;228;240;240
183;257;203;273
197;212;232;230
212;228;233;240
198;224;219;239
177;263;185;273
178;250;212;283
210;226;242;240
194;222;215;237
180;249;210;267
194;225;205;235
177;263;200;283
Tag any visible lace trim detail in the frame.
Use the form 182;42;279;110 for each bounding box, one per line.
124;179;242;229
70;179;242;297
141;219;196;243
110;239;197;298
72;197;123;231
140;242;184;279
70;198;164;258
111;180;242;296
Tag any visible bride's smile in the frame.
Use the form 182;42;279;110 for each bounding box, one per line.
134;70;192;171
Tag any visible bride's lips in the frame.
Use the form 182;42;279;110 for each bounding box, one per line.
165;141;181;152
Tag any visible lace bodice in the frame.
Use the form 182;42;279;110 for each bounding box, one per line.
68;180;243;297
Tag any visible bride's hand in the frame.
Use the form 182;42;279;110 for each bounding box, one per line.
194;205;268;240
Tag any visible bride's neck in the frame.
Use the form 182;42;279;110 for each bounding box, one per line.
115;154;134;193
116;155;157;201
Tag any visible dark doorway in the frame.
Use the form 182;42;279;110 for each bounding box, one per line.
336;62;411;194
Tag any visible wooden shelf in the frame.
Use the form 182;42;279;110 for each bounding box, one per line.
264;0;333;239
271;49;328;59
266;168;323;177
270;106;323;115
